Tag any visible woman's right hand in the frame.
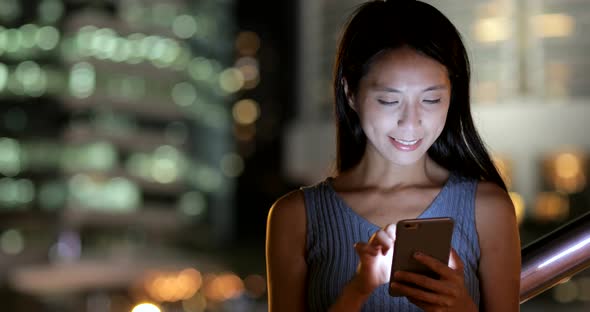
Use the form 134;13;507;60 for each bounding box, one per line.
328;224;397;311
352;224;397;295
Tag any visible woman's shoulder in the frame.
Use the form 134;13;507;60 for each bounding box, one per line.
270;189;305;213
474;181;513;213
267;189;306;229
266;189;307;253
473;181;518;239
268;177;331;221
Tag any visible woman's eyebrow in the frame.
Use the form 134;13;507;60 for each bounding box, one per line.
422;85;447;92
370;84;448;92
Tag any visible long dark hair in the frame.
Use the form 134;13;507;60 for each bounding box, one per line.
333;0;507;191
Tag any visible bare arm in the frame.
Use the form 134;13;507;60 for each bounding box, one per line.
475;182;521;312
266;190;392;312
266;190;308;312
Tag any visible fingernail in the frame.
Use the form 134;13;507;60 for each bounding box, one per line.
414;251;423;257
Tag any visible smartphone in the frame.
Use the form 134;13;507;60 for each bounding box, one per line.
389;217;454;297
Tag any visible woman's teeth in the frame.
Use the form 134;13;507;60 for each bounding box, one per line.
394;138;419;146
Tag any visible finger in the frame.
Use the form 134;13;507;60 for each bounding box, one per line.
354;242;380;257
368;229;395;253
406;298;440;312
413;252;454;277
448;248;464;271
389;281;452;307
393;271;456;296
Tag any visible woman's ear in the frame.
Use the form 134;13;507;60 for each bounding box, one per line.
343;78;356;112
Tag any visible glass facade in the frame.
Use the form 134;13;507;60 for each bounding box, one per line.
0;0;269;311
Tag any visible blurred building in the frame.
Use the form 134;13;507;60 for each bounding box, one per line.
0;0;275;311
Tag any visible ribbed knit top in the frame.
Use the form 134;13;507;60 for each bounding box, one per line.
301;172;481;311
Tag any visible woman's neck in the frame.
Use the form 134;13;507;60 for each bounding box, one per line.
340;153;448;191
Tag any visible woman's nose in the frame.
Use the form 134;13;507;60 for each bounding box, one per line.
397;103;422;128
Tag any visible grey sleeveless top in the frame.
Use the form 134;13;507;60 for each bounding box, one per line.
301;172;480;311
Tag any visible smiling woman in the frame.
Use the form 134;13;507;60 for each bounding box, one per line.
346;47;451;166
265;1;521;312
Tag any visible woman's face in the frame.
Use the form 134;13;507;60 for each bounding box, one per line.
349;46;451;166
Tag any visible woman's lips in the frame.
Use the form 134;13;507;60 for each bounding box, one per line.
389;137;422;151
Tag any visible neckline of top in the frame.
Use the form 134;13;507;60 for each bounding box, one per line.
323;171;456;229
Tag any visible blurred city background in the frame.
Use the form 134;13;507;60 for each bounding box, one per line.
0;0;588;311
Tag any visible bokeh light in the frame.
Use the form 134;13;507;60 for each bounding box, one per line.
69;62;96;98
544;151;586;194
202;272;245;302
144;268;202;302
220;153;244;178
131;303;160;312
218;68;244;93
532;14;575;38
233;124;256;142
172;15;198;39
474;17;510;43
178;191;206;217
508;191;525;224
38;0;64;23
0;229;25;255
534;192;569;222
235;31;260;56
172;82;197;107
182;292;207;312
232;99;260;125
553;279;578;303
0;137;22;177
244;274;266;298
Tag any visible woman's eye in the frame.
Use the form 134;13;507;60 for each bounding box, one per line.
423;99;441;104
378;99;399;105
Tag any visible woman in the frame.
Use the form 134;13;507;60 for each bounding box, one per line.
266;1;521;311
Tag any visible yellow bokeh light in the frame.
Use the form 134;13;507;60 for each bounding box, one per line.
555;153;580;179
232;99;260;125
177;268;202;299
131;303;160;312
144;268;203;303
547;151;587;194
531;14;574;38
219;68;244;93
236;31;260;56
508;192;525;224
151;158;177;183
474;17;510;43
534;192;569;222
492;154;512;190
203;272;245;302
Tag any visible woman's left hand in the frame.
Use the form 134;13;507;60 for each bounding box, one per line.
389;248;477;312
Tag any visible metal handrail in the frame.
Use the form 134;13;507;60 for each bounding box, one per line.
520;211;590;303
